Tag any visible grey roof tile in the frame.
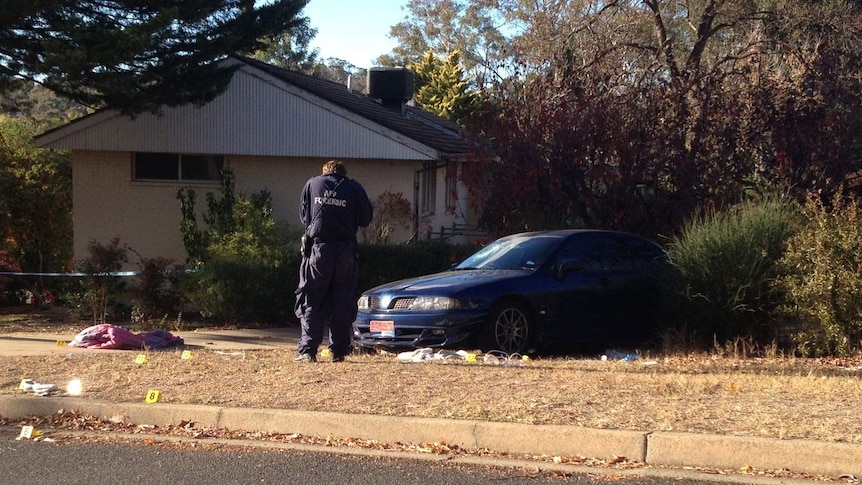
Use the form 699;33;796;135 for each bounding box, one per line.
237;56;469;157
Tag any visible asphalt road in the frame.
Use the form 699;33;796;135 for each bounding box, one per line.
0;428;741;485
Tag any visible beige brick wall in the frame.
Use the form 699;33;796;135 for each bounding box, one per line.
233;156;425;242
73;151;216;267
73;153;442;267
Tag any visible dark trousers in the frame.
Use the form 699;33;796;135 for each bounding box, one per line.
294;241;358;356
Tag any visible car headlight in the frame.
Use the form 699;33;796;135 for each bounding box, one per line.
408;296;461;311
357;295;371;310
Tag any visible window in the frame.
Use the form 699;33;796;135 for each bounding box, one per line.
556;233;608;272
444;161;458;211
557;233;666;273
420;161;436;214
134;152;177;180
134;153;223;181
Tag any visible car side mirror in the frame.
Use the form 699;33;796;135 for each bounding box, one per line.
556;259;583;279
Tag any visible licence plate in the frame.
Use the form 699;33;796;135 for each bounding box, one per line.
370;320;395;337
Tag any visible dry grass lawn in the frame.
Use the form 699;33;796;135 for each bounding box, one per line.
2;308;862;445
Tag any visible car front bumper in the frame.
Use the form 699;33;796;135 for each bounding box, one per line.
352;310;486;350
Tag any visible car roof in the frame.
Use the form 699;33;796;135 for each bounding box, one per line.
504;229;642;239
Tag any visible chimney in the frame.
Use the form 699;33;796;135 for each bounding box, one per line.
367;67;414;112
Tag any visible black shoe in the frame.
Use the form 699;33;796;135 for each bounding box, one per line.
331;354;346;363
294;353;316;363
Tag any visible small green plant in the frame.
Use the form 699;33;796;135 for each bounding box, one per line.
76;237;129;323
128;254;184;327
776;190;862;356
665;194;797;349
173;312;185;332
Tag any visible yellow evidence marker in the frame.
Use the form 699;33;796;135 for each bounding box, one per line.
145;390;161;404
19;426;41;439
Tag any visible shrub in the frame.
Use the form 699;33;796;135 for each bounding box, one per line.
75;237;129;323
357;241;479;292
178;169;302;324
361;190;412;244
665;195;798;348
776;190;862;356
129;255;184;325
177;171;478;324
0;249;22;305
187;195;300;324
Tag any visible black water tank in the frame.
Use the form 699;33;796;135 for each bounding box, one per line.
367;67;414;101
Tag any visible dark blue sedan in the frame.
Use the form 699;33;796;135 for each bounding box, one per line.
352;230;669;354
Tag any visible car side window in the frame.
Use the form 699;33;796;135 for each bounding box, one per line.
556;234;607;272
557;233;664;273
588;234;639;272
614;234;667;269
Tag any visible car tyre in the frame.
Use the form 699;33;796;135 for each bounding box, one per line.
480;300;534;354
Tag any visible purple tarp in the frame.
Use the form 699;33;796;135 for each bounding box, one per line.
68;323;184;350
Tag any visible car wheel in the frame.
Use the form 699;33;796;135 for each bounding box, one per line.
480;301;533;354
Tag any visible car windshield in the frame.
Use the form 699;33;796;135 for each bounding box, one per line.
455;235;561;270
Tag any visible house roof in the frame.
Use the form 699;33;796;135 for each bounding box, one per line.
34;57;470;160
235;56;468;157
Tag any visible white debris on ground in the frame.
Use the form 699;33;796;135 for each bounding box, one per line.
395;348;528;365
396;348;470;362
19;380;59;397
393;347;660;366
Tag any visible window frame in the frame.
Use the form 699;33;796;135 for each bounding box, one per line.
133;152;225;182
444;160;458;212
419;161;437;215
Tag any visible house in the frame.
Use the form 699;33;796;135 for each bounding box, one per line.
34;57;476;266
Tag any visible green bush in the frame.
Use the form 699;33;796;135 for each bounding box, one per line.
776;191;862;356
187;196;300;324
665;195;798;348
177;170;301;324
129;255;184;325
177;171;478;325
188;235;472;324
357;241;478;292
74;237;130;324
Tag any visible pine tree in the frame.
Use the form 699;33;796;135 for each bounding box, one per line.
0;0;309;114
250;15;320;74
410;50;477;125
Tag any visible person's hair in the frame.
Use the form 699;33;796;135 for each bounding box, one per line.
322;160;347;176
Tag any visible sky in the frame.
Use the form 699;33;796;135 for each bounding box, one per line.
301;0;410;69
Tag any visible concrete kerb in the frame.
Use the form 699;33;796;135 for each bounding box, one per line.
3;395;861;478
0;397;223;430
0;396;647;461
217;408;482;450
472;421;647;460
647;432;862;478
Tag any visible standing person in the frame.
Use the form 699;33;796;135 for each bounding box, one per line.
294;160;373;362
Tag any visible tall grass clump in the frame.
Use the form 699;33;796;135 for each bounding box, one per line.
776;190;862;356
665;194;798;349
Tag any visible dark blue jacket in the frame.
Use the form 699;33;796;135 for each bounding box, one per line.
299;173;373;243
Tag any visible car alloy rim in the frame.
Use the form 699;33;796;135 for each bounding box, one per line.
495;307;528;353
